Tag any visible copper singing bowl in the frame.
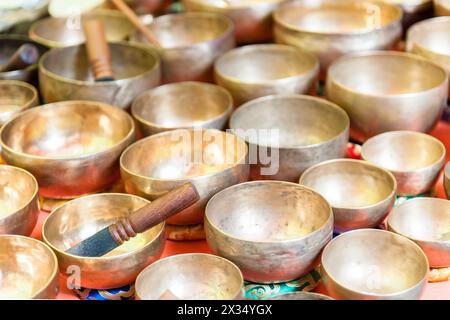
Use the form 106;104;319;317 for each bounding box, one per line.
42;193;165;289
273;0;402;77
321;229;428;300
229;95;349;182
435;0;450;15
29;9;135;48
39;42;161;109
327;51;448;142
120;129;249;225
362;131;445;196
0;101;135;199
205;181;333;283
214;44;319;106
269;292;334;300
182;0;288;44
132;82;233;136
300;159;396;233
0;235;59;299
0;165;39;236
135;253;244;300
388;198;450;268
130;12;235;83
0;80;38;127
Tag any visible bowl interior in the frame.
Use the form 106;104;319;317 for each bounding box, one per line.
206;182;331;241
0;82;36;117
409;18;450;56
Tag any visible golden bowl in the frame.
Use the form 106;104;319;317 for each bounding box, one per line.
388;198;450;268
0;100;135;199
327;51;448;142
131;81;233;136
135;253;244;300
229;95;349;182
0;235;59;299
361;131;445;196
0;80;38;127
120;128;249;225
42;193;165;289
205;181;333;283
130;12;235;83
39;42;161;109
321;229;429;300
300;159;396;233
435;0;450;15
214;44;319;106
269;292;334;300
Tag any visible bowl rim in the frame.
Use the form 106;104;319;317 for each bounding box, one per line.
299;158;397;211
182;0;287;10
0;79;39;110
205;180;334;244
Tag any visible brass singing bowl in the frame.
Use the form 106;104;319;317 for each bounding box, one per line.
321;229;428;300
120;129;249;225
269;292;334;300
0;80;38;127
388;198;450;268
132;82;233;136
0;235;59;299
182;0;288;44
435;0;450;15
135;253;244;300
0;165;39;236
214;44;319;106
229;95;349;182
205;181;333;283
39;42;161;109
0;101;135;199
273;0;403;77
326;51;448;142
300;159;396;233
130;12;235;83
42;193;165;289
362;131;446;196
29;9;135;48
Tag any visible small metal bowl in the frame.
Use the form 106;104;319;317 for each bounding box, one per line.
120;128;249;225
135;253;244;300
0;80;38;127
269;292;334;300
42;193;165;289
205;181;333;283
321;229;429;300
0;235;59;299
435;0;450;15
0;165;39;236
214;44;319;106
131;82;233;136
388;198;450;268
300;159;396;233
0;100;135;199
229;95;349;182
130;12;235;83
361;131;445;196
39;42;161;109
327;51;448;142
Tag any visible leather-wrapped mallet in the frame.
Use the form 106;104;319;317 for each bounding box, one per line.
66;183;200;257
0;44;40;73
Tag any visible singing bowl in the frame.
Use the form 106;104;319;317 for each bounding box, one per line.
435;0;450;15
182;0;288;44
273;0;402;77
205;181;333;283
269;292;334;300
229;95;349;182
0;101;135;199
42;193;165;289
0;165;39;236
321;229;428;300
130;12;235;84
135;253;244;300
388;198;450;268
120;129;249;225
326;51;448;142
39;42;161;109
132;82;233;136
214;44;319;106
0;235;59;299
300;159;396;233
361;131;446;196
0;80;38;127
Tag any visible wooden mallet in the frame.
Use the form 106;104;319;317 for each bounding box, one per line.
0;44;40;73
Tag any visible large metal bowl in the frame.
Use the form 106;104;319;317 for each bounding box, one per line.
435;0;450;15
0;80;39;127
